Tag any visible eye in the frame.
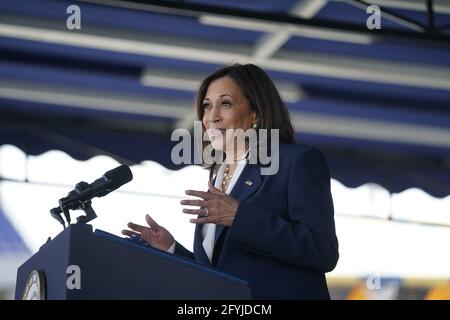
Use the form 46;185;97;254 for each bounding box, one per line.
222;101;232;107
202;102;211;110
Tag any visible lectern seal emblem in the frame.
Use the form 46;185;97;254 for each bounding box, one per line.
22;270;46;300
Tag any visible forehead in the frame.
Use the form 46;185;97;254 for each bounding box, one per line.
205;76;242;99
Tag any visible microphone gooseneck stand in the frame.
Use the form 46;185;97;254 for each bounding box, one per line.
50;181;98;229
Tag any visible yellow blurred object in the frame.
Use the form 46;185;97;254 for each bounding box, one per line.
425;282;450;300
346;281;368;300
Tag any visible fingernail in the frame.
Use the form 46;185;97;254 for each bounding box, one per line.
182;209;187;213
180;200;185;204
185;190;191;194
190;219;194;223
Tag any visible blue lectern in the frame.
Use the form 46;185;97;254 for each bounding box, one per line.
15;224;251;299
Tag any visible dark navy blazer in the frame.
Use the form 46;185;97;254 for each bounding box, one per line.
174;144;339;299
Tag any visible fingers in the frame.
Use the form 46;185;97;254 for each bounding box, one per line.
121;229;140;237
180;199;207;207
185;190;211;199
182;208;209;215
189;216;210;224
145;214;159;230
127;222;146;233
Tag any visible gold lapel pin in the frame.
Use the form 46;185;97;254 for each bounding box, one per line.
244;180;253;186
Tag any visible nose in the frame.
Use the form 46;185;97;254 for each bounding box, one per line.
207;105;221;125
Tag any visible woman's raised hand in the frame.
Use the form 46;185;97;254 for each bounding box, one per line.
122;214;175;251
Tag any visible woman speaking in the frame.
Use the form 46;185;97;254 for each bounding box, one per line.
122;64;339;299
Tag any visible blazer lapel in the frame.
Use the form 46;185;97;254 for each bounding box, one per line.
213;163;262;247
193;222;210;265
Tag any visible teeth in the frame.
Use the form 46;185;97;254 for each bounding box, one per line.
209;129;225;136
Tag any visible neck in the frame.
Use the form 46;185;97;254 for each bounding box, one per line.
225;145;248;164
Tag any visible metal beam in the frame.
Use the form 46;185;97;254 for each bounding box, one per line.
344;0;427;32
292;112;450;149
427;0;435;33
199;15;373;44
1;17;449;90
0;81;191;119
78;0;450;44
252;0;329;60
345;0;450;14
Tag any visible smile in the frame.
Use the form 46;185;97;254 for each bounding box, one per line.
208;128;227;137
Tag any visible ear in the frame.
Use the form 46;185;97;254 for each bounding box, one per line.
252;111;257;124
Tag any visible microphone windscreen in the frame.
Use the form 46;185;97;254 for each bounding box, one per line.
104;165;133;190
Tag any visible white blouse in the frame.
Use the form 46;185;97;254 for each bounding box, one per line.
167;156;247;261
201;157;247;263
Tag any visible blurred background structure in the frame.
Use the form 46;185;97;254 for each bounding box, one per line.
0;0;449;299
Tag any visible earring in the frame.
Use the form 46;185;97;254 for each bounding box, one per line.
252;123;257;129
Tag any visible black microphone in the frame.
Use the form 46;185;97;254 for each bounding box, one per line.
61;164;132;206
51;165;133;223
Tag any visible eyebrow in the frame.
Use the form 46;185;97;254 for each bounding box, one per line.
203;94;233;101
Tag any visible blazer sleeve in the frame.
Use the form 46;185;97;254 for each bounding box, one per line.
227;147;339;273
174;241;195;260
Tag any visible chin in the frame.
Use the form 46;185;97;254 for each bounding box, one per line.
210;140;225;151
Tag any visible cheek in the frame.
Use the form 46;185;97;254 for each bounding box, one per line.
228;107;253;129
235;116;252;130
225;110;243;128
